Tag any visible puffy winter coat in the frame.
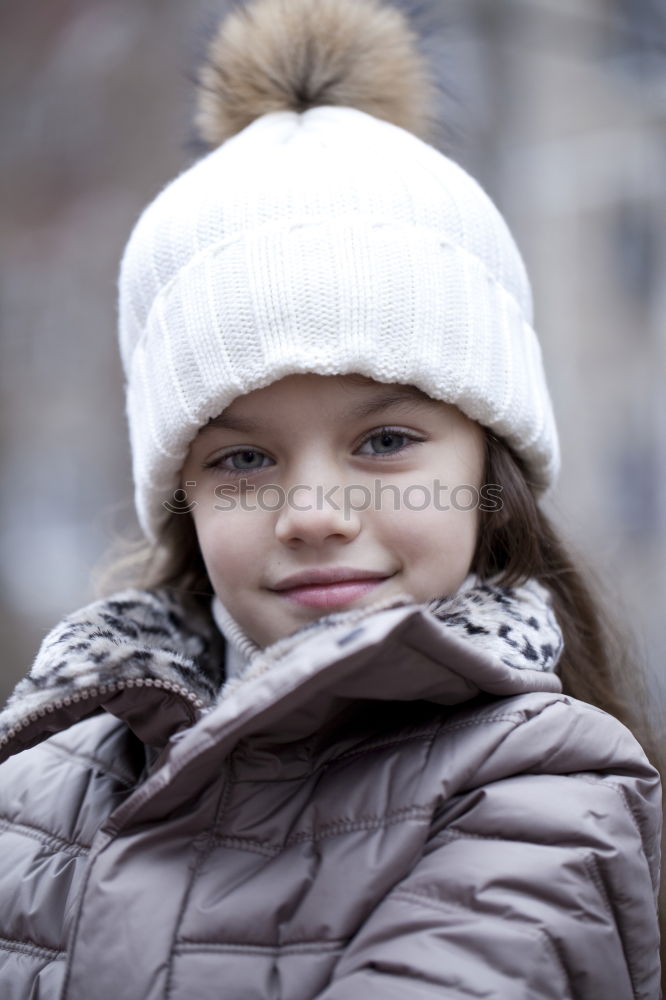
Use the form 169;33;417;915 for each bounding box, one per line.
0;580;661;999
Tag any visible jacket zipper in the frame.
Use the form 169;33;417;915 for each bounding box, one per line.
0;677;206;749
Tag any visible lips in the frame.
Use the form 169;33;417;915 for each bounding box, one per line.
270;567;393;591
269;567;395;610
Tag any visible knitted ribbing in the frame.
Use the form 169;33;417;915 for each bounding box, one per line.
211;596;261;681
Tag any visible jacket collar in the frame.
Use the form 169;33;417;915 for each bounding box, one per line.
0;575;562;766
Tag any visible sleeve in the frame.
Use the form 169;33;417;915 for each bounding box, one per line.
314;697;662;1000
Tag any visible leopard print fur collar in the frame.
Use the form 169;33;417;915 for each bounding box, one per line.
213;574;563;686
0;577;562;760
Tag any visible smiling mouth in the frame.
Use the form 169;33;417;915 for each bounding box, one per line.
269;565;396;609
274;577;391;610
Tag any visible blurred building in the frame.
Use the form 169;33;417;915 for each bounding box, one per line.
1;0;664;725
491;0;666;725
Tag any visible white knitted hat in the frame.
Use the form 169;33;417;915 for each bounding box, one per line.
118;0;559;543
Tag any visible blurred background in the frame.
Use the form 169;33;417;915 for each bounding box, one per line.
1;0;664;725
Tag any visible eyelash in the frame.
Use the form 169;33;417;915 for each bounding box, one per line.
203;426;423;477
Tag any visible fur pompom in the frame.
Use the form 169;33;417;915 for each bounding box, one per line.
195;0;434;147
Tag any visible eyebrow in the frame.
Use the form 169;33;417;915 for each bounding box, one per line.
202;385;434;434
347;385;434;419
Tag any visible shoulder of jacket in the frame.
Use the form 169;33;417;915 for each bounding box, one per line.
428;690;658;788
0;712;145;793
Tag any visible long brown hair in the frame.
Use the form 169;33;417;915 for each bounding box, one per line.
475;431;656;746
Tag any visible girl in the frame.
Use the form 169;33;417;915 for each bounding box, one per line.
0;0;661;997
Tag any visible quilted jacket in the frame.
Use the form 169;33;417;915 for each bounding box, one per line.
0;580;661;999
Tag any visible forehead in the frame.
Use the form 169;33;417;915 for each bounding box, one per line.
203;374;437;433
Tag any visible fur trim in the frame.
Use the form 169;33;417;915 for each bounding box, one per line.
195;0;435;147
216;575;564;695
427;577;564;674
0;578;562;761
0;590;225;759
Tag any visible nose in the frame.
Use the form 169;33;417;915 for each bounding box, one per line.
273;470;363;548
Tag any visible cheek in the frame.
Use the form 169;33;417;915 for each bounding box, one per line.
191;505;271;588
388;501;479;590
385;494;479;545
189;514;224;586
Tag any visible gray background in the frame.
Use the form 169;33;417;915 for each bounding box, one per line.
1;0;664;727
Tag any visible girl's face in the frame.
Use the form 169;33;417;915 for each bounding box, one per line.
181;374;485;648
